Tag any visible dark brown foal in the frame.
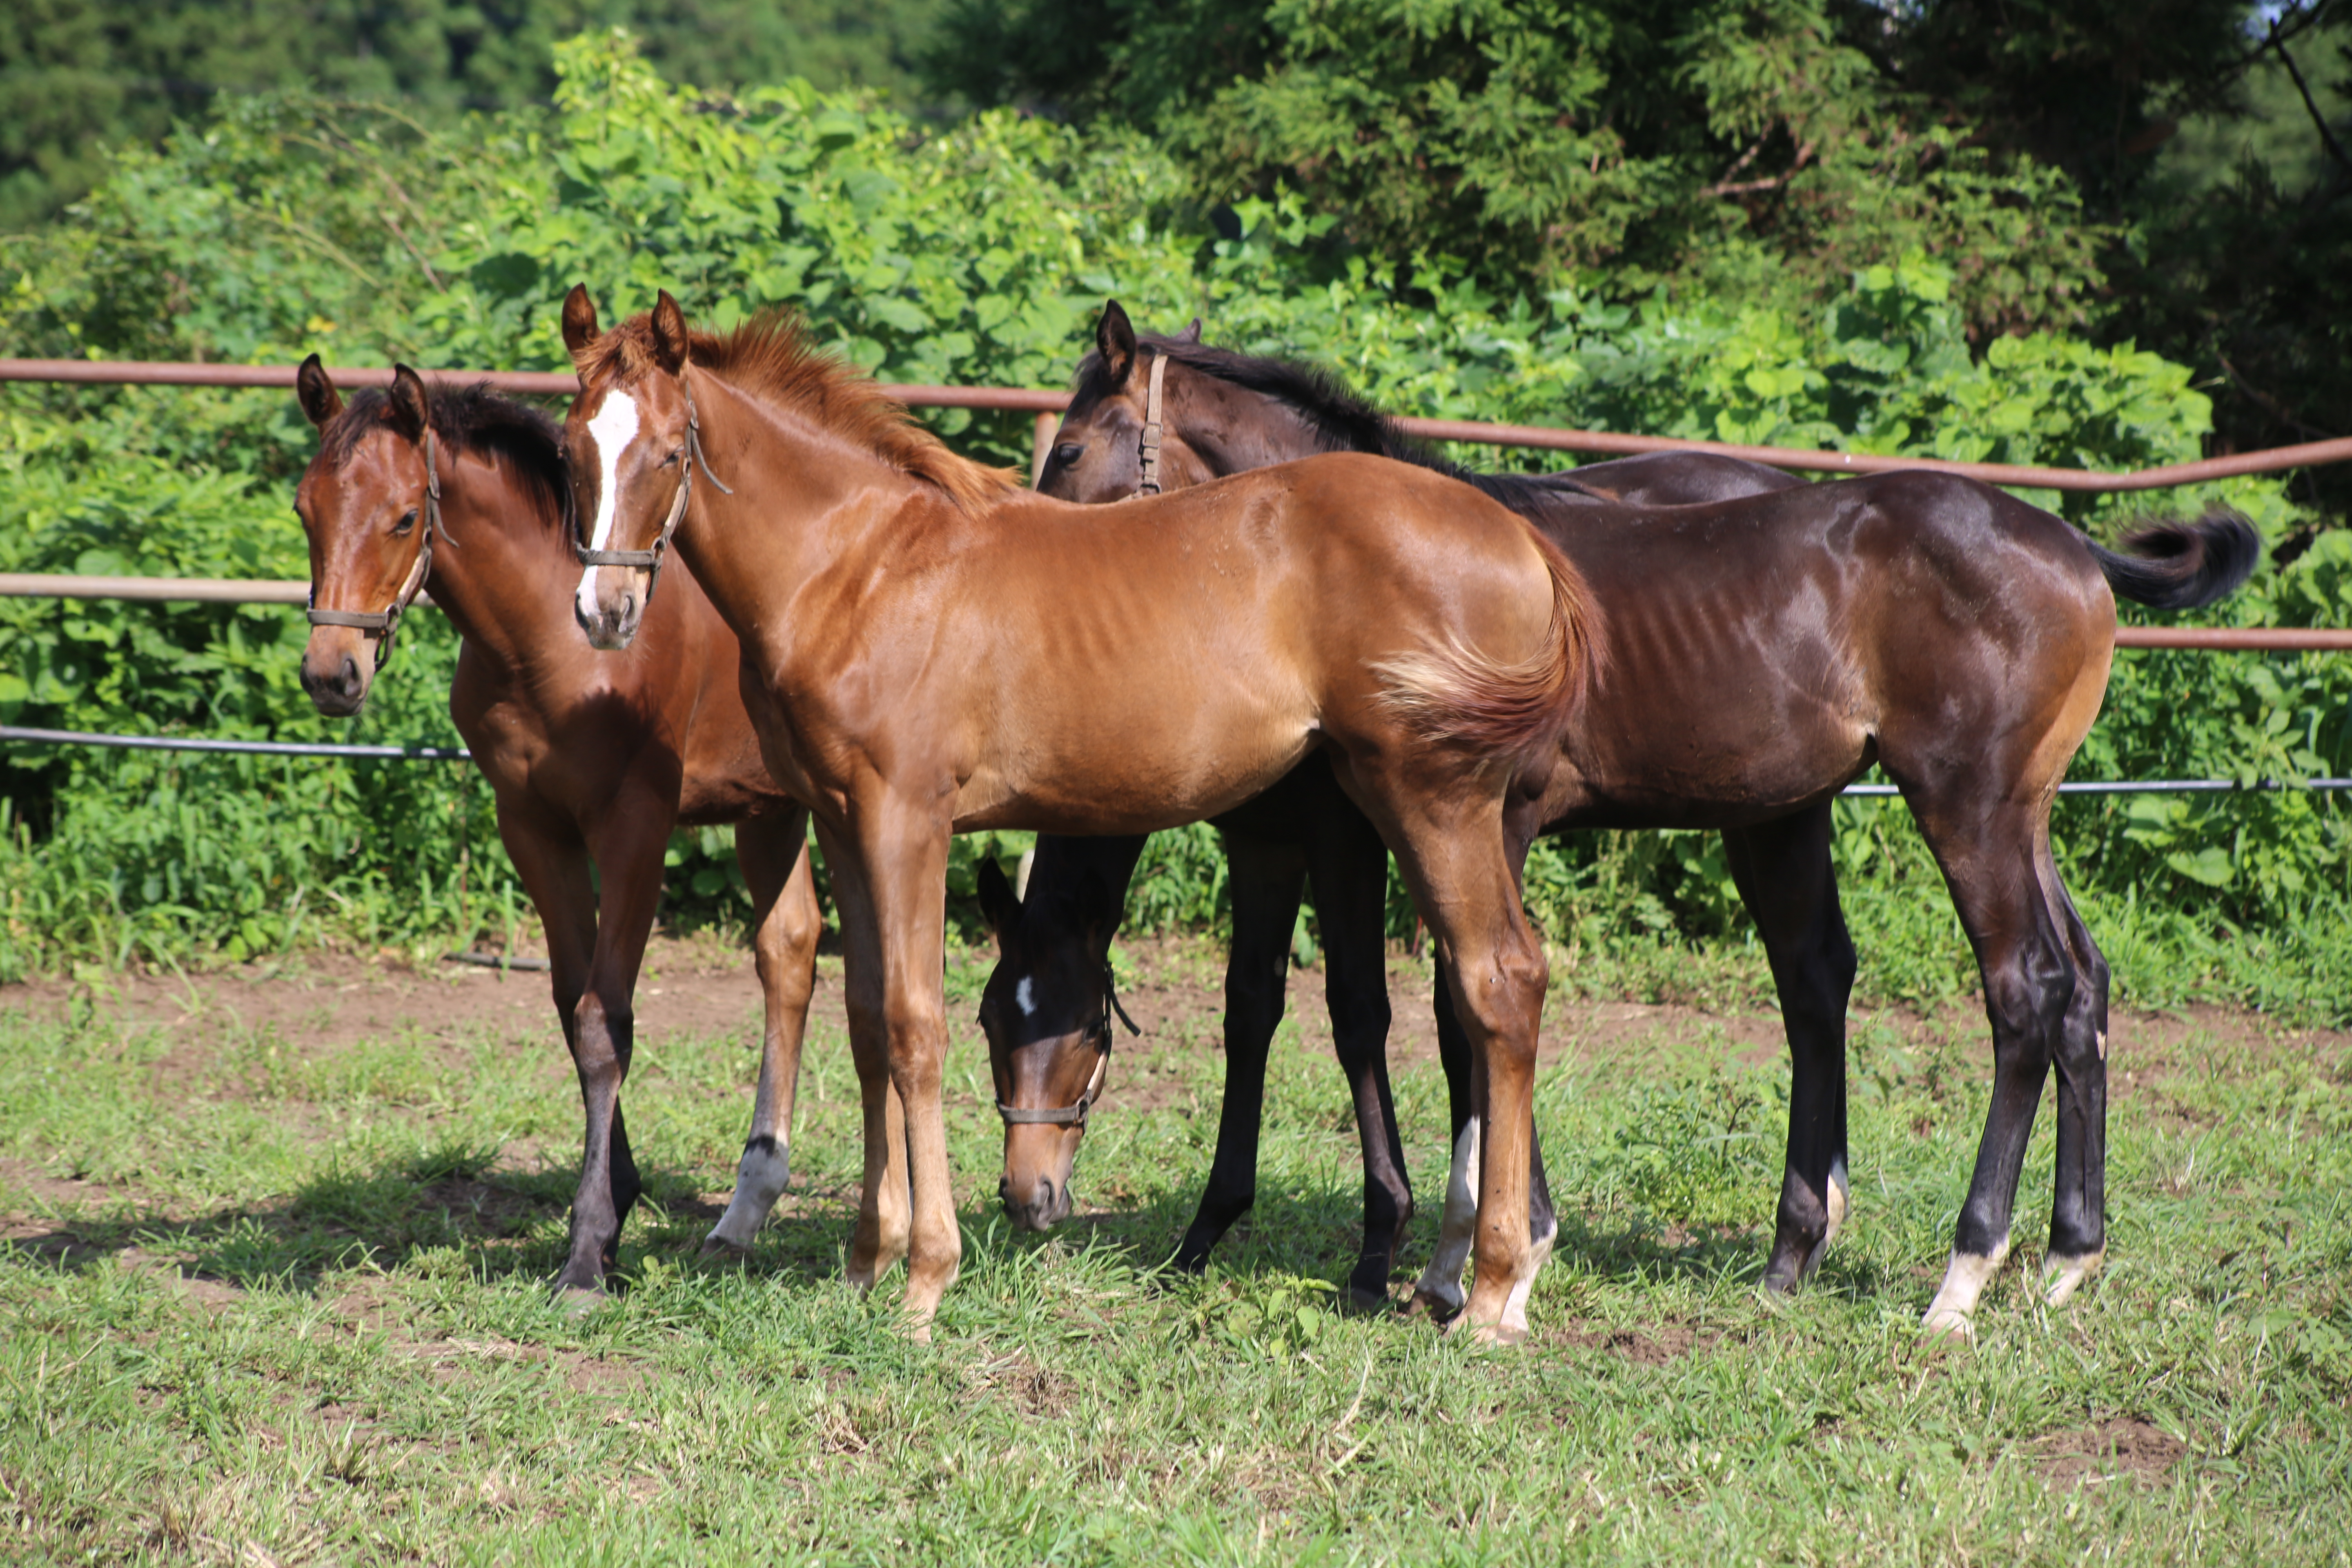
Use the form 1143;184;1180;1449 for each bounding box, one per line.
292;360;831;1301
989;304;2257;1338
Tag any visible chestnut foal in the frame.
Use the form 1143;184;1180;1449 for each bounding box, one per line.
982;305;2259;1338
293;360;838;1301
562;288;1592;1341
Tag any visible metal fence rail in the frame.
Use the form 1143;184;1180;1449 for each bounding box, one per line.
9;356;2352;493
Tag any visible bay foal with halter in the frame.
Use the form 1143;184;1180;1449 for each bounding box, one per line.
562;286;1591;1341
987;304;2260;1337
292;359;837;1300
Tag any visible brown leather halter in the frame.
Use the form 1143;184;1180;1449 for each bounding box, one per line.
995;961;1140;1129
573;378;732;603
1134;351;1169;498
306;425;449;670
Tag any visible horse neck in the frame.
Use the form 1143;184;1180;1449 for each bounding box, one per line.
1172;371;1339;477
675;368;931;645
422;449;580;670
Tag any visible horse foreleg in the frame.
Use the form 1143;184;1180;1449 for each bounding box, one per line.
819;819;910;1293
1721;806;1856;1293
1172;833;1303;1275
1306;813;1410;1312
844;802;960;1338
706;806;820;1257
556;802;670;1302
493;802;603;1299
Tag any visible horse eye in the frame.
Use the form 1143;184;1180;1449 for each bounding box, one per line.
663;448;683;467
393;509;418;535
1052;443;1084;468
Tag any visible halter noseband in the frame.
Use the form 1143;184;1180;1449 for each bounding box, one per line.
1133;350;1169;499
572;376;733;602
306;425;450;671
995;960;1142;1130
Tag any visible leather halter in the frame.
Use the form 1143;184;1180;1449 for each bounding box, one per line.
306;425;450;671
995;961;1142;1129
572;377;733;603
1134;350;1169;498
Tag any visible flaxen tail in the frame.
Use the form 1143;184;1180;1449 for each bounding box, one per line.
1373;528;1597;777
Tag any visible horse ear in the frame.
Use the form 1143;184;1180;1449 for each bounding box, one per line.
387;364;430;442
1176;317;1203;344
976;858;1022;944
1096;300;1137;386
562;284;601;364
651;290;692;375
296;354;343;430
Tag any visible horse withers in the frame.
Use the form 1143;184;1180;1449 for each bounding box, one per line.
292;359;837;1302
561;286;1590;1343
984;302;2259;1338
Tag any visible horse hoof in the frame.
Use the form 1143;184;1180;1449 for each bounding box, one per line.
1403;1288;1462;1325
2043;1250;2104;1309
697;1235;753;1265
1920;1306;1976;1343
1340;1285;1393;1318
1444;1313;1529;1349
552;1284;608;1316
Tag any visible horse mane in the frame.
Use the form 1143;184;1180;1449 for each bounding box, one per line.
319;383;568;526
1072;334;1586;511
577;310;1019;512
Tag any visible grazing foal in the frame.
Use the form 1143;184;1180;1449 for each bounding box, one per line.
986;304;2258;1337
292;361;830;1300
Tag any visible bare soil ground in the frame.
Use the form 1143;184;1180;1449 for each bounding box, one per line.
3;931;2337;1112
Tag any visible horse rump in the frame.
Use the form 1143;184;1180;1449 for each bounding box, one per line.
2089;510;2262;611
1372;529;1597;777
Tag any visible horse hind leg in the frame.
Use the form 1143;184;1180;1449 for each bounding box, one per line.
1912;800;2077;1340
2042;871;2109;1310
705;806;820;1257
1721;805;1857;1293
1407;970;1559;1331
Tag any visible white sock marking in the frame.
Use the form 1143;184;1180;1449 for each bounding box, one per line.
706;1137;793;1250
1412;1121;1480;1314
1922;1241;2010;1339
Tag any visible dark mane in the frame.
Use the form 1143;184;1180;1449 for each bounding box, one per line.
574;310;1018;512
318;383;568;524
1073;335;1583;511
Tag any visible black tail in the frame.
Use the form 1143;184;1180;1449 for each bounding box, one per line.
2089;511;2263;611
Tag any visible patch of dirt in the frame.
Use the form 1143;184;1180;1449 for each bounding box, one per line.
968;1348;1075;1417
2034;1417;2187;1486
1553;1319;1718;1364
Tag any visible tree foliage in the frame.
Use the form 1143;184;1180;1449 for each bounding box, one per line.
0;0;949;230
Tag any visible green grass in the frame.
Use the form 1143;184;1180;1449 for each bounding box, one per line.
2;944;2349;1562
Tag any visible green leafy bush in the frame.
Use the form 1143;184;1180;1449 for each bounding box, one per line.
0;33;2343;1020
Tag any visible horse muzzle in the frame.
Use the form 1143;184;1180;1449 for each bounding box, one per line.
998;1168;1074;1232
573;564;648;651
299;631;374;716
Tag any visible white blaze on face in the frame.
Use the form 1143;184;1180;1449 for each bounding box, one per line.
1014;976;1037;1018
573;390;641;622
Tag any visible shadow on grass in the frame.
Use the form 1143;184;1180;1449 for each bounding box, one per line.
0;1145;869;1297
